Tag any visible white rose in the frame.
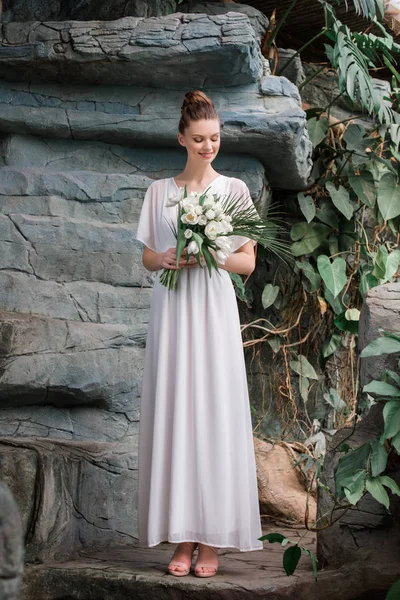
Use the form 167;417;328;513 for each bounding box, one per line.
216;249;230;264
205;209;216;220
187;240;199;254
203;193;215;209
220;220;233;233
205;220;219;240
181;211;199;225
195;205;203;215
198;215;207;226
213;203;224;217
183;203;196;214
215;236;232;252
165;192;183;207
184;229;193;239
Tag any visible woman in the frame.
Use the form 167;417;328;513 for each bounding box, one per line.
136;90;263;578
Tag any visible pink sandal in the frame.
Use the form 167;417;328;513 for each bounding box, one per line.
167;542;198;577
194;544;219;578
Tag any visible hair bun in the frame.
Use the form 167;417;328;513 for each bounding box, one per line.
181;90;214;113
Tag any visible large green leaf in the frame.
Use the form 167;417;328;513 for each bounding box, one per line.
386;579;400;600
299;376;309;403
291;223;330;256
298;193;316;223
363;380;400;397
295;260;321;292
262;284;280;309
370;439;388;477
317;255;347;299
348;170;377;207
377;172;400;221
324;388;347;412
261;532;288;543
322;332;342;358
307;117;329;147
316;199;340;228
380;476;400;497
290;355;319;380
342;469;366;505
365;476;390;509
349;0;384;19
382;250;400;284
283;545;302;576
383;400;400;439
372;245;388;279
335;443;372;499
391;431;400;453
343;123;365;148
360;336;400;357
326;181;354;220
334;310;359;334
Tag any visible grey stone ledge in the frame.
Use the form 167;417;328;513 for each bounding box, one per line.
0;311;145;411
0;80;312;189
0;13;263;87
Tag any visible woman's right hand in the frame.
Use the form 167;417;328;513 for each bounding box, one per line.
159;247;197;270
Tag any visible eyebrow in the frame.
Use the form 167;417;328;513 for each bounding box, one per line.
192;133;220;137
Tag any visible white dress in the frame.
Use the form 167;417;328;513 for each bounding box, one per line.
136;175;263;551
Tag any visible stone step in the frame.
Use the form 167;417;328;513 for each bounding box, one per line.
0;437;137;563
0;310;144;411
0;78;312;189
19;531;399;600
0;14;263;87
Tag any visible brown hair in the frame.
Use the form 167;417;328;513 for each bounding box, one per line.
178;90;219;134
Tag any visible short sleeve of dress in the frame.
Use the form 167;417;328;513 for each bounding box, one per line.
228;178;258;253
135;183;158;253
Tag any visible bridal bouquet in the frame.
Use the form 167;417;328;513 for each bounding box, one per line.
160;184;288;290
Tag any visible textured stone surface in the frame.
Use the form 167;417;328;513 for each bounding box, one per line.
180;2;269;42
317;284;400;569
0;13;263;87
275;48;305;87
0;79;313;189
1;0;177;22
19;533;400;600
0;482;23;600
0;438;137;563
0;311;144;411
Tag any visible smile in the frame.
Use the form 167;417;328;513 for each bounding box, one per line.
200;152;213;158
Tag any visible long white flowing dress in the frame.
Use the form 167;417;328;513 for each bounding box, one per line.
136;175;263;551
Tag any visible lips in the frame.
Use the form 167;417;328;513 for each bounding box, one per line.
200;152;213;158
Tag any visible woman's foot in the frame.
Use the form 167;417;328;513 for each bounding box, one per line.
167;542;198;576
194;543;219;577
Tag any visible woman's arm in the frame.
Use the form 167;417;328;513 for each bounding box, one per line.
216;241;256;276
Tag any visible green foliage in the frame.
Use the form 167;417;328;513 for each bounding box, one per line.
386;579;400;600
260;533;318;580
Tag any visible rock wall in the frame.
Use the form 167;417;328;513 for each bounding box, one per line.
0;7;312;561
0;481;23;600
317;284;400;574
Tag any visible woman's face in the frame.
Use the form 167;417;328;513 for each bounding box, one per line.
178;118;221;165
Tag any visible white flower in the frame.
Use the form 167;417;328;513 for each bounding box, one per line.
198;214;208;226
203;193;215;209
187;240;199;254
204;220;219;240
184;229;193;239
215;236;232;252
224;215;232;222
166;192;183;207
195;205;204;215
182;196;199;211
216;249;230;264
205;209;215;220
220;220;233;233
213;203;224;217
183;203;196;214
181;211;199;225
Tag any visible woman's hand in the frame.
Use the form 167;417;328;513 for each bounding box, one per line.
142;245;205;271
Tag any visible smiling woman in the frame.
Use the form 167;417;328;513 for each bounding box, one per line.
135;90;261;579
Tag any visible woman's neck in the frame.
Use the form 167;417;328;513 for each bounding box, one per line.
176;164;218;187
